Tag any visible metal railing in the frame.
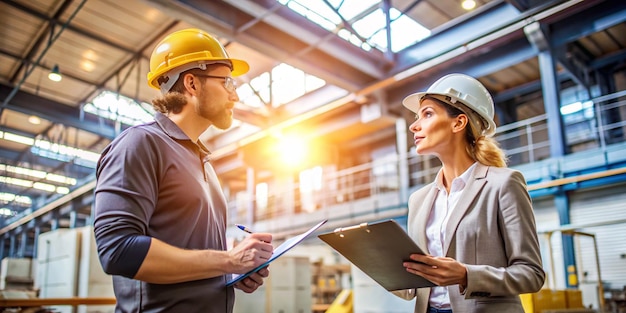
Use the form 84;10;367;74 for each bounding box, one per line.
231;89;626;225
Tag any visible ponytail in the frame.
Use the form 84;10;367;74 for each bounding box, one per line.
468;135;507;168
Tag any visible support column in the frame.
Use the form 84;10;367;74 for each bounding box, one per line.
0;235;5;259
9;233;16;257
33;226;41;259
526;20;574;288
555;193;577;288
69;210;78;229
538;49;567;156
50;211;59;230
18;232;27;257
246;167;255;226
396;118;409;202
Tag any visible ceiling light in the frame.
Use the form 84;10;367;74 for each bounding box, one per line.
28;115;41;125
80;60;95;72
48;64;62;82
462;0;476;10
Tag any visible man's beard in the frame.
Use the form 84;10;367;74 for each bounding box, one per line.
211;109;233;130
198;102;233;130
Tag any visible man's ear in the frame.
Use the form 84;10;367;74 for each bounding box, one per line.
183;73;197;94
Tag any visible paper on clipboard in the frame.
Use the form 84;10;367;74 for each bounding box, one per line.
226;219;327;286
318;219;435;291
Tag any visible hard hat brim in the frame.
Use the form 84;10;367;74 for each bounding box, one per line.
229;58;250;77
402;92;426;114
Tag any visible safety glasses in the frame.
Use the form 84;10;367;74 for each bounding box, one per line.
194;74;238;93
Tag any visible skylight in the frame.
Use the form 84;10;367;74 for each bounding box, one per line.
239;63;326;108
84;90;154;125
278;0;431;53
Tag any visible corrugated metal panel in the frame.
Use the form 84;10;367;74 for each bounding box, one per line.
570;184;626;290
533;197;564;289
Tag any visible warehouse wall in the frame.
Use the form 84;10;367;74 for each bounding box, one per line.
532;183;626;291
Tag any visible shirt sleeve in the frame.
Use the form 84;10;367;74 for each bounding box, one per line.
93;128;161;278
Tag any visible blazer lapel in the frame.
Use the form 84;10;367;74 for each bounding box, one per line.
443;163;489;255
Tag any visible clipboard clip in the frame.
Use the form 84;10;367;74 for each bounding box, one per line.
333;222;369;237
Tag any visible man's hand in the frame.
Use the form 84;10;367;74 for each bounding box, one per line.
228;233;273;273
234;267;269;293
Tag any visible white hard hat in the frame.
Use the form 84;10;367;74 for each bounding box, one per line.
403;73;496;137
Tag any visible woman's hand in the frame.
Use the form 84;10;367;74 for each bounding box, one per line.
403;254;468;288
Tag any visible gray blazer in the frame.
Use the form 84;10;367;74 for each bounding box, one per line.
394;163;545;313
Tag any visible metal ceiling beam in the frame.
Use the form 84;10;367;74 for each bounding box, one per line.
0;84;117;139
505;0;550;12
148;0;383;91
73;21;180;110
0;148;19;162
222;0;388;78
1;0;177;119
505;0;531;11
4;0;74;83
554;49;590;89
549;0;626;47
388;37;537;107
0;0;136;55
0;0;87;118
591;48;626;70
0;179;96;235
523;20;590;89
0;48;105;89
395;1;521;71
204;0;609;159
492;72;570;103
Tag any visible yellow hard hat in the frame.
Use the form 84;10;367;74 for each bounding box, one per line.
147;28;249;92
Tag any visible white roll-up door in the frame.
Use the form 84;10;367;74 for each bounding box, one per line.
570;183;626;290
533;196;564;289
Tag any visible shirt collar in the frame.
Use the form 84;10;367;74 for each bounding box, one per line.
155;112;189;140
435;162;478;191
154;112;212;158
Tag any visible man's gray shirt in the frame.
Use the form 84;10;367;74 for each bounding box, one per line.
94;112;233;313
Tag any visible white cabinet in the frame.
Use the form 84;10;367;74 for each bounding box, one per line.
35;227;114;313
352;265;416;313
234;256;311;313
0;257;33;290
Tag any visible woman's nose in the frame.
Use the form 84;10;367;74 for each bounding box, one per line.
409;120;419;133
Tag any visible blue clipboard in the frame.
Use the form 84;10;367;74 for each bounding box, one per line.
226;219;327;286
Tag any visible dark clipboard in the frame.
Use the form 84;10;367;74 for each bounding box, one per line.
318;219;435;291
226;219;327;287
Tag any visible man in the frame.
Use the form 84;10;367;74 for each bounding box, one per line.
93;28;273;313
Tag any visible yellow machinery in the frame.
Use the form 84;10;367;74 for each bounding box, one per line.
521;288;588;313
521;228;605;313
325;289;353;313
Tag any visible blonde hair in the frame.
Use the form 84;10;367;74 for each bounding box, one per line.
468;134;507;168
463;108;507;167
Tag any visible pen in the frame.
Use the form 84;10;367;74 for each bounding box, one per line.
235;224;253;234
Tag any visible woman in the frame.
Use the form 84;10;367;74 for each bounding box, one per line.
395;73;545;313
